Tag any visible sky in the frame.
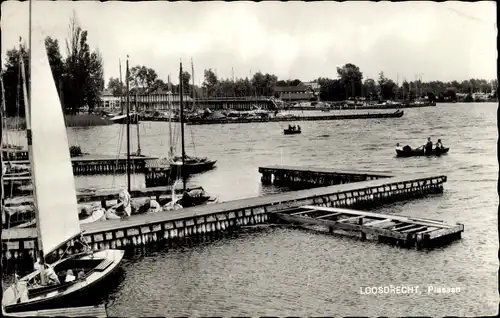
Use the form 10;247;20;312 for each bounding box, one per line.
1;1;497;86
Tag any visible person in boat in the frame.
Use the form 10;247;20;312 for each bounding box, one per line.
396;143;403;151
106;189;132;219
34;257;60;285
77;270;85;279
435;138;444;150
297;125;301;131
65;269;76;283
425;137;433;154
288;124;293;130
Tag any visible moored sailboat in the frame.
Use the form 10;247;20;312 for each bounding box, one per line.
169;59;217;176
2;11;124;313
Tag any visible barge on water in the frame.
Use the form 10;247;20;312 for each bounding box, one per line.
2;165;464;270
145;110;404;125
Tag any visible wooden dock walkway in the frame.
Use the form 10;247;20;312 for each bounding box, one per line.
5;184;197;207
2;170;453;260
4;305;107;317
273;205;464;248
4;153;158;175
259;165;394;187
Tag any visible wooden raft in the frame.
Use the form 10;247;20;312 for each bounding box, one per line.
274;205;464;248
4;304;107;317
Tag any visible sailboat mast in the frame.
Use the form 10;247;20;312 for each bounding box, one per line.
0;76;3;299
25;0;46;284
167;75;173;158
179;62;186;191
191;58;195;111
119;59;123;114
126;56;131;193
134;77;141;155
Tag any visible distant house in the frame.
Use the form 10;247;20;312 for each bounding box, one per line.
100;89;121;110
274;83;317;102
302;82;321;92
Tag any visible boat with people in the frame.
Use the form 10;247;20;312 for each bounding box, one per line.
395;138;449;157
2;21;124;314
284;124;301;135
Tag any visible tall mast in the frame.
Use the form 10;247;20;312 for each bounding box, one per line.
191;58;195;111
179;62;186;191
167;75;173;159
119;59;123;113
0;74;4;298
134;77;141;155
126;56;131;193
25;0;47;284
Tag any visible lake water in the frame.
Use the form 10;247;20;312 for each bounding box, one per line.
2;103;498;316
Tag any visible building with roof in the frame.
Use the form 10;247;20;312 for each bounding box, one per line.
274;84;317;102
100;89;121;110
302;82;321;92
120;89;193;112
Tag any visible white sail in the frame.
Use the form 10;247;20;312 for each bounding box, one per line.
30;29;81;255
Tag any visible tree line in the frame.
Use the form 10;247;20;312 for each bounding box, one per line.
2;13;104;117
107;62;498;103
3;10;496;119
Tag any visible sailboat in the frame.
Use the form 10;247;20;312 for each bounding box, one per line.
2;13;124;313
169;60;217;176
169;62;217;207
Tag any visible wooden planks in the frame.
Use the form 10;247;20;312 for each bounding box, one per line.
6;154;157;164
273;205;464;248
300;205;456;229
2;172;449;242
5;305;107;317
259;165;395;178
4;185;201;206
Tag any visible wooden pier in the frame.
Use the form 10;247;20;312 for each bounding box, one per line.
3;153;158;177
5;305;107;317
2;184;203;227
144;159;173;188
2;166;457;267
259;165;394;188
273;205;463;249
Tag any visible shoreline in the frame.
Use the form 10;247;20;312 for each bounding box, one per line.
3;114;114;130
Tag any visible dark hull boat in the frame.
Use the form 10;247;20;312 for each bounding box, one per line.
177;187;218;207
284;129;301;135
169;156;217;176
396;147;449;157
2;249;124;313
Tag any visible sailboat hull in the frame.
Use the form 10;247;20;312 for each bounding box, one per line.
170;159;217;176
109;113;139;124
2;249;124;313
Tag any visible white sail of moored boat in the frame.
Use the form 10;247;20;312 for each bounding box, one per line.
29;30;81;256
2;2;124;313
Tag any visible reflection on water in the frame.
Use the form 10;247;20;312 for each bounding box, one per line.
2;103;498;316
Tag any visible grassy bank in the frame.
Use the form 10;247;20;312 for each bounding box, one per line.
3;114;114;130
